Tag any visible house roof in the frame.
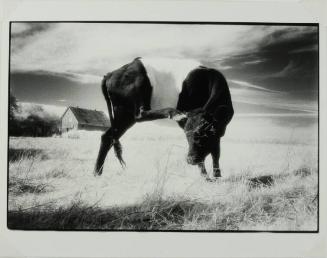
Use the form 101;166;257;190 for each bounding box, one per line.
63;106;110;127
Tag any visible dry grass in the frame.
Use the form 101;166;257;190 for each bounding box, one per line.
7;118;318;231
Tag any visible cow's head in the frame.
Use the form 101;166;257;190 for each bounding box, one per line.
174;109;218;165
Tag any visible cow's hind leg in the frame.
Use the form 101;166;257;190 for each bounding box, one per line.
94;128;115;176
94;108;135;176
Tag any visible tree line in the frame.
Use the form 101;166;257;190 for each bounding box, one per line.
9;92;60;137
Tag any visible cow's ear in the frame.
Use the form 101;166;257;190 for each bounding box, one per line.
171;112;187;121
171;112;187;127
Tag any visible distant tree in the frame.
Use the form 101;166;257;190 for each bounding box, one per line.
9;91;19;121
8;99;60;137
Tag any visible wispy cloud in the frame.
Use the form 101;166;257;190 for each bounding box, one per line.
243;59;266;65
267;61;299;78
289;44;318;54
13;69;102;84
234;99;317;114
229;79;280;93
236;113;318;118
11;23;31;35
258;26;317;49
11;23;302;84
11;23;52;38
10;23;318;117
215;64;233;70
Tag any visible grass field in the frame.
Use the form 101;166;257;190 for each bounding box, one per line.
7;116;318;231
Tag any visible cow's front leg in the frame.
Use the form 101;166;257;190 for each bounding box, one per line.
211;138;221;178
198;162;213;182
135;107;185;122
198;162;207;177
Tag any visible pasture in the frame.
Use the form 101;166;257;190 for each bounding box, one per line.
7;116;318;231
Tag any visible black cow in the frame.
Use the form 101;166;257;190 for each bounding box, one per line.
94;57;233;180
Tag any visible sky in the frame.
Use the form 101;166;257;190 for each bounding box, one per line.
10;22;318;117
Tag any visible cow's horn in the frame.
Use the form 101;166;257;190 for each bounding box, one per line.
172;113;187;121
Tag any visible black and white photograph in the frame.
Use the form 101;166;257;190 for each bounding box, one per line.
7;22;318;232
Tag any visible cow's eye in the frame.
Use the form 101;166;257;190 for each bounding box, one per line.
194;138;202;144
194;133;207;140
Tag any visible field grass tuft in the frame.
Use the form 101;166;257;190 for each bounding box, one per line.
8;148;48;162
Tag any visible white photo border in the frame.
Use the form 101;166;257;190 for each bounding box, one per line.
0;0;326;257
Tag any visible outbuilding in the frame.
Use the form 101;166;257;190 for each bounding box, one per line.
60;106;110;132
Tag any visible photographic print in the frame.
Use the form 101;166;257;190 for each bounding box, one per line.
8;22;318;231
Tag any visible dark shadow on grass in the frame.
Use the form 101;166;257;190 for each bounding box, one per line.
248;175;274;188
7;199;209;231
9;148;48;162
7;188;318;231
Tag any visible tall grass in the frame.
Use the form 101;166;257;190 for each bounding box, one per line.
8;145;317;231
7;118;318;231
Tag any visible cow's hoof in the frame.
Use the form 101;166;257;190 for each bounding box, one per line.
213;169;221;178
206;177;221;183
201;172;210;181
205;177;214;182
93;169;103;177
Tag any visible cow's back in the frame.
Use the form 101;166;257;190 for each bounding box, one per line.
140;57;201;110
103;59;152;112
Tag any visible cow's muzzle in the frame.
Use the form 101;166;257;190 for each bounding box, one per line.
186;155;203;165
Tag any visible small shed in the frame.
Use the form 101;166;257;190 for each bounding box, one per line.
60;106;110;132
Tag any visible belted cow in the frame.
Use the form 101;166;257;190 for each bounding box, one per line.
94;57;234;180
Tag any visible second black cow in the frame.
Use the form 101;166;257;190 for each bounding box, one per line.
94;57;234;180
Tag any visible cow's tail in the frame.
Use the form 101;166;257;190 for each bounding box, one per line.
101;76;126;167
